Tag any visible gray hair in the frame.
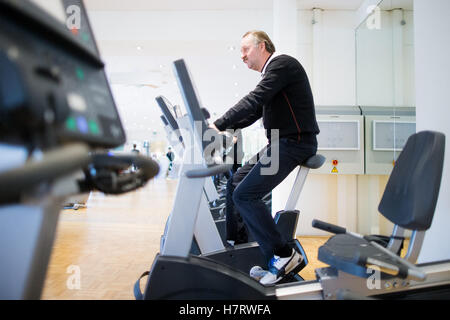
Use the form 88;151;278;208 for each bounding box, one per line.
243;30;276;54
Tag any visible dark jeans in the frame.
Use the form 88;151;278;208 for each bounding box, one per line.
229;137;317;263
225;144;269;244
225;163;255;244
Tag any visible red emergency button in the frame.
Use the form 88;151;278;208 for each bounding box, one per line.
332;159;338;166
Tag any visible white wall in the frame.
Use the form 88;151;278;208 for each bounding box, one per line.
356;10;415;107
301;10;357;106
356;11;395;106
414;0;450;263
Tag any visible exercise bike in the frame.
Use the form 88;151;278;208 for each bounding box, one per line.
135;59;326;299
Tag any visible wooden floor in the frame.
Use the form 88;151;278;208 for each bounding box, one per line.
41;177;329;300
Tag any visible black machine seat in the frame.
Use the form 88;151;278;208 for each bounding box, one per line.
302;154;326;169
317;131;445;278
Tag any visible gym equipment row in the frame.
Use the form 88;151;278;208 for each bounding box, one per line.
135;58;450;300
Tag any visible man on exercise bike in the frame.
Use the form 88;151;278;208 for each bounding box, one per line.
209;30;320;285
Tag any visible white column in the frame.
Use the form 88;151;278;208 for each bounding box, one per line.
414;0;450;263
311;8;325;105
337;175;358;233
392;9;404;106
357;175;381;235
273;0;298;57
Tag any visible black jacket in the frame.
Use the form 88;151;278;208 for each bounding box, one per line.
214;54;319;144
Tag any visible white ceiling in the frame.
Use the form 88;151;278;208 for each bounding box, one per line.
85;0;368;12
297;0;367;10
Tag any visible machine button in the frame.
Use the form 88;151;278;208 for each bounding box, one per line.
67;93;87;112
110;124;121;138
75;67;85;80
76;116;88;134
88;120;100;135
65;117;77;131
81;32;90;42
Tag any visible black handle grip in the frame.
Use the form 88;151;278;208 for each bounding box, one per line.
89;153;160;194
92;153;160;181
185;164;233;178
312;219;347;234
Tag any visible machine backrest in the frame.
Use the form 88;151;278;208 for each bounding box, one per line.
378;131;445;231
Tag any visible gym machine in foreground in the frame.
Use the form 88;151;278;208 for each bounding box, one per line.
0;0;159;299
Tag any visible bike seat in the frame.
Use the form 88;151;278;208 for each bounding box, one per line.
302;154;326;169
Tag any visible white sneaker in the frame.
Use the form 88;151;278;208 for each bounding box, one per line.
249;266;269;281
259;249;303;285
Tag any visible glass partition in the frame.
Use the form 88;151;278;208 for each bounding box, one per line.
355;0;415;235
356;0;415;108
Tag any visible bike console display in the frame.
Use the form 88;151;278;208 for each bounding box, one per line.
0;0;126;149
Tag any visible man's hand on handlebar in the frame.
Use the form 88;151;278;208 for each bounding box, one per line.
208;123;219;132
208;124;238;144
